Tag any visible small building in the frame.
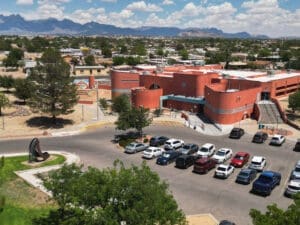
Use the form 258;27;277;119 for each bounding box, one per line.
73;65;105;77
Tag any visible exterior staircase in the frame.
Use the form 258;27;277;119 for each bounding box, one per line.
257;100;283;124
186;113;233;136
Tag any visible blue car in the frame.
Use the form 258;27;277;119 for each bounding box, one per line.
252;171;281;196
156;150;181;165
236;168;257;184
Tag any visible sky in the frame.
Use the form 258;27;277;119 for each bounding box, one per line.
0;0;299;37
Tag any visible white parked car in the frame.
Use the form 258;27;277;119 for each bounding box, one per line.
212;148;233;163
197;143;216;157
270;134;285;146
248;156;266;172
142;147;164;159
214;164;234;178
284;179;300;198
164;138;184;150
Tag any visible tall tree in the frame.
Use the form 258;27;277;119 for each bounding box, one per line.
3;48;24;67
288;90;300;113
0;76;14;91
111;94;131;114
84;55;96;66
0;93;9;116
250;193;300;225
28;48;78;123
115;107;152;136
14;78;35;103
33;162;187;225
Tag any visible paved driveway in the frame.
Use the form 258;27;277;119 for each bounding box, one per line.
0;124;297;225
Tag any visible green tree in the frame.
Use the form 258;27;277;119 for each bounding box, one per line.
115;106;152;136
179;49;189;60
84;55;96;66
250;193;300;225
0;76;14;91
14;78;35;103
0;93;9;116
33;162;186;225
101;47;112;58
120;45;128;54
111;94;131;114
3;48;24;67
113;56;125;66
128;106;152;136
156;48;164;57
99;98;108;110
288;90;300;112
28;48;78;123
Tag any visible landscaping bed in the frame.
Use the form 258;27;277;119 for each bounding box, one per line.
0;154;65;225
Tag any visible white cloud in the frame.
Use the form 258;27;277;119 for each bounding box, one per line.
16;0;33;5
101;0;117;2
162;0;174;5
126;1;162;12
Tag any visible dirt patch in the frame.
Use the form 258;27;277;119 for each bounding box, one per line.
1;178;55;207
0;91;96;138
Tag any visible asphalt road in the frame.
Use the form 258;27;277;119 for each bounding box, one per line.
0;124;298;225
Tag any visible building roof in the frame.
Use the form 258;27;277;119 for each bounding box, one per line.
75;65;104;69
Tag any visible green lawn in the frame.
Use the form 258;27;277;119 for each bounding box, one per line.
0;154;66;225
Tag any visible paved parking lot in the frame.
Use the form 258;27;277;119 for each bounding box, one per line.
0;124;298;225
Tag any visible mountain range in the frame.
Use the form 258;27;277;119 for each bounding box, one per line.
0;14;268;39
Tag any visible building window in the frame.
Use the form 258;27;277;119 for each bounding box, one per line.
80;70;84;73
97;69;101;73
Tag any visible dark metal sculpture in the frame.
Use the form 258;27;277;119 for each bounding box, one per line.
28;138;49;162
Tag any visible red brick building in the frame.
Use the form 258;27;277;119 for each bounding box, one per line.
111;65;300;124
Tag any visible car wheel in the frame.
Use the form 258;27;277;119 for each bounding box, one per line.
277;179;281;185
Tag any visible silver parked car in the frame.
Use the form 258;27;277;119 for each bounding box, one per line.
125;142;148;154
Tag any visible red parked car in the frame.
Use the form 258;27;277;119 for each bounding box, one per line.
193;157;217;174
230;152;250;168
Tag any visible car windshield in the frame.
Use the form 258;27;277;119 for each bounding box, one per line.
251;161;262;165
234;155;244;160
239;171;249;177
183;145;190;150
272;137;279;141
288;185;300;190
259;175;272;182
216;151;225;156
294;167;300;172
217;167;226;171
145;149;153;153
162;153;170;158
128;143;135;147
200;147;208;152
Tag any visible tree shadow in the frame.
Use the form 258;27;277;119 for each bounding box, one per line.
26;116;74;129
13;100;26;106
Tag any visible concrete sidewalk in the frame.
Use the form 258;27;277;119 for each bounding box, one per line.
1;151;81;196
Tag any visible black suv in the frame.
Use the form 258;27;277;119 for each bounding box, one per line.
229;128;244;139
252;131;268;143
150;136;169;146
175;155;196;169
293;139;300;152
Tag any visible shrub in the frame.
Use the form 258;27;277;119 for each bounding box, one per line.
119;138;135;148
143;138;148;143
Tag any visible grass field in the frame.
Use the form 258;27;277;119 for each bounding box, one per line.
0;154;66;225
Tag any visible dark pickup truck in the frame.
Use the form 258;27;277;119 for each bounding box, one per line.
251;171;281;196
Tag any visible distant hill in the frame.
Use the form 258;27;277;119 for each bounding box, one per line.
0;14;268;39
